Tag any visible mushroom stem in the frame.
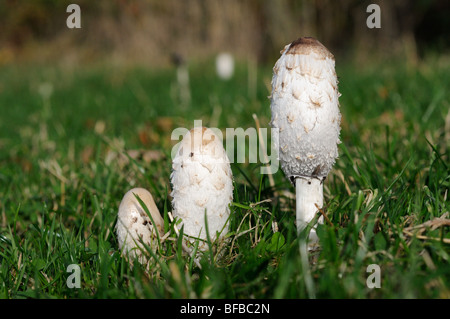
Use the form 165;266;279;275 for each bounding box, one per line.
295;177;324;242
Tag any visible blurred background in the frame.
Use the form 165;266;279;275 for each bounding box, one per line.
0;0;448;67
1;1;449;300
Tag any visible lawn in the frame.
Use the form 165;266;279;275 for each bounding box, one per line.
0;56;449;299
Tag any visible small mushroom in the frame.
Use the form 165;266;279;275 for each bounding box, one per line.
171;126;233;253
216;52;234;80
116;188;164;265
270;37;341;243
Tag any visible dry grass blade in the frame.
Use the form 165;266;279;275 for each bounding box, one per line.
403;231;450;244
402;213;450;244
404;212;450;231
334;169;352;196
315;203;333;226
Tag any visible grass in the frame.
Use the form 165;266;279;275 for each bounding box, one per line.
0;56;449;299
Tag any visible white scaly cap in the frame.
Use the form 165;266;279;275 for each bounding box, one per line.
270;37;341;182
171;127;233;252
116;188;165;265
270;37;341;242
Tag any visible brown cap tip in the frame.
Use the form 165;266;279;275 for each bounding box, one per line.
286;37;334;60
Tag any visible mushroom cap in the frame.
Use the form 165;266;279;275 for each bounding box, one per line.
216;52;234;80
170;127;233;251
116;188;164;262
270;37;341;180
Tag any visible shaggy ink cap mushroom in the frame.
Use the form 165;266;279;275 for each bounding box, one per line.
270;37;341;242
116;188;164;264
171;126;233;253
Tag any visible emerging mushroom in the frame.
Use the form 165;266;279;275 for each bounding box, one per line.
171;126;233;253
116;188;165;265
269;37;341;243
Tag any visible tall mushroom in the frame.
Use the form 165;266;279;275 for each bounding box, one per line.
116;188;165;265
171;126;233;253
269;37;341;243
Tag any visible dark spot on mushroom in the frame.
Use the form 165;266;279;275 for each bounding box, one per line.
293;37;315;45
273;64;279;74
202;131;215;146
190;152;194;157
312;165;322;177
131;217;138;223
311;100;321;108
309;96;322;108
286;37;334;60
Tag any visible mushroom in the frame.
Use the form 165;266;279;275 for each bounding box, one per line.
216;52;234;80
116;188;165;265
170;126;233;253
269;37;341;243
171;52;191;109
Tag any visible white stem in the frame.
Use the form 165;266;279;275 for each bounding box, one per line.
295;177;324;242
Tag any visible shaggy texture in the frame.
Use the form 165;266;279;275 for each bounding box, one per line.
270;37;341;181
171;127;233;251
